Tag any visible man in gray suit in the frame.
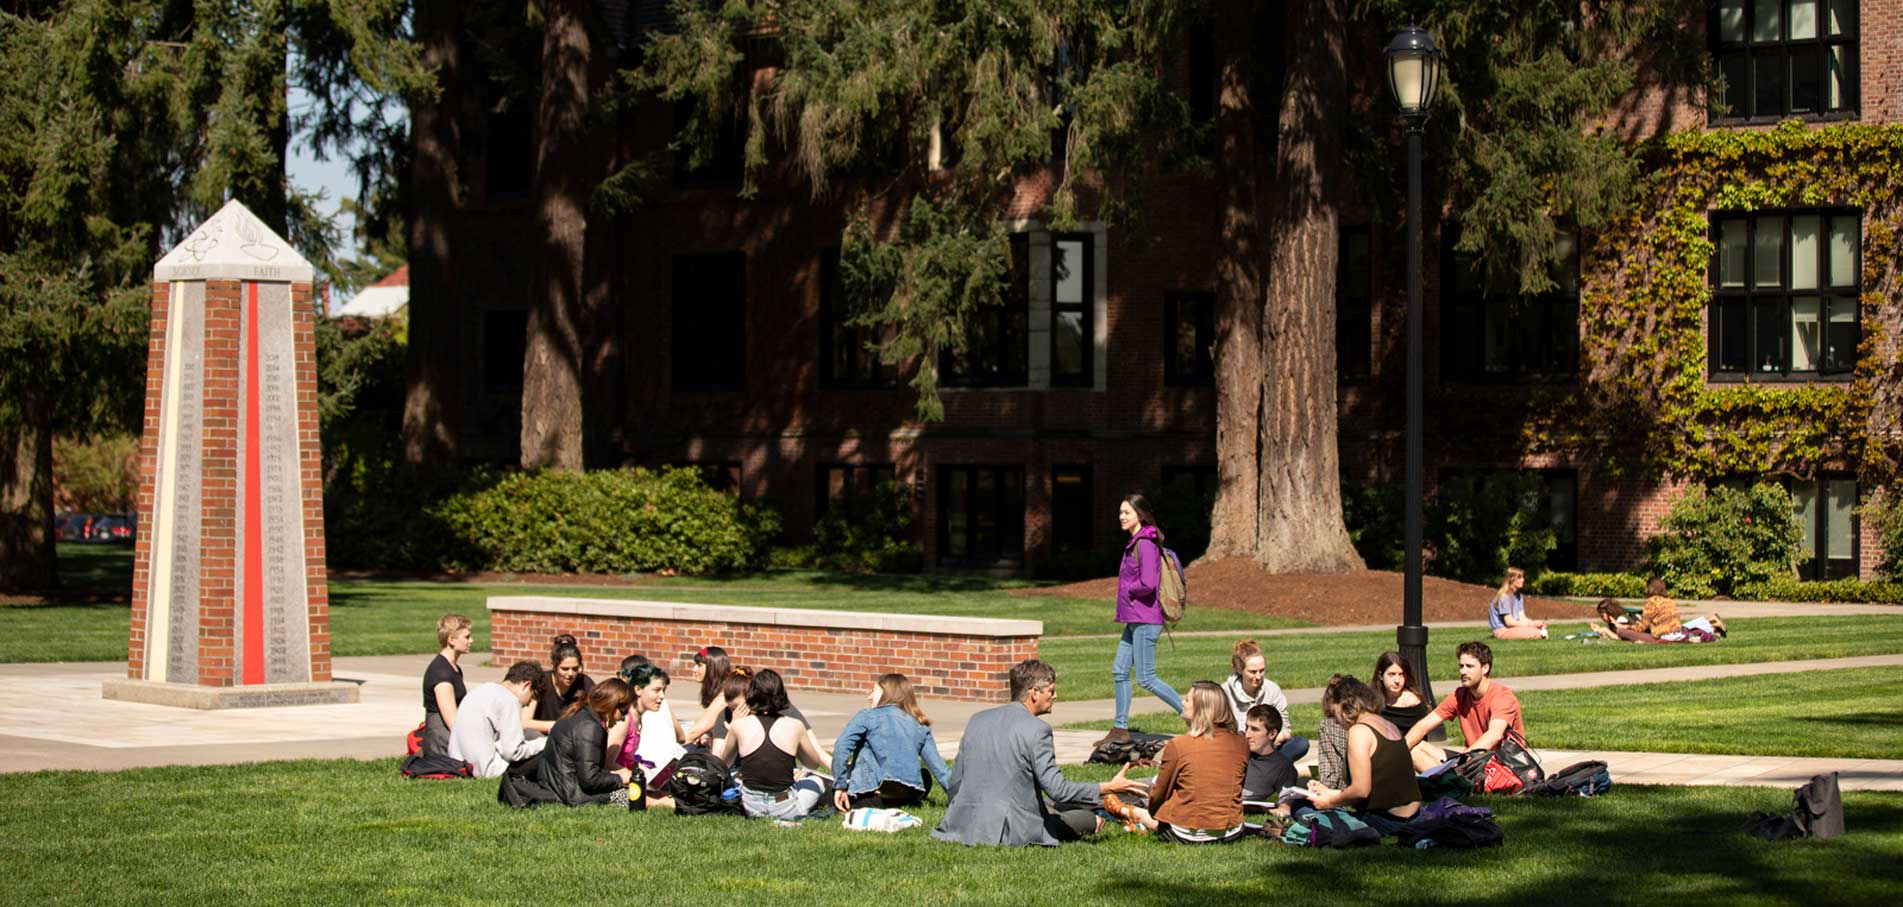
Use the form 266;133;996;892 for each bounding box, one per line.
932;659;1144;846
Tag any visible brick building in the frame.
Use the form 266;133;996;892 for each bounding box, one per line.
415;2;1899;579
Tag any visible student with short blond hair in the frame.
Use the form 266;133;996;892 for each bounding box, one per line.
419;614;473;755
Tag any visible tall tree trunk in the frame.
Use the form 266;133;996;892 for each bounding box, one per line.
401;0;464;465
1254;0;1361;572
1204;0;1265;560
519;0;594;471
0;399;55;593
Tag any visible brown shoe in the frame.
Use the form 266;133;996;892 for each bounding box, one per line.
1102;792;1141;831
1092;727;1131;747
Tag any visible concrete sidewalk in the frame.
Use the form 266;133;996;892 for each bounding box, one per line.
4;652;1901;791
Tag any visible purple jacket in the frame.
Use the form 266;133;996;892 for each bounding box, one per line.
1115;525;1165;625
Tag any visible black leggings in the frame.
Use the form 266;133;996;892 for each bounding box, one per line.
847;778;930;809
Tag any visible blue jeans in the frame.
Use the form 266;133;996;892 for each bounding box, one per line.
1112;622;1182;727
1279;736;1311;763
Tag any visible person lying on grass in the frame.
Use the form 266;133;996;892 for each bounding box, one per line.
1101;680;1251;844
933;659;1146;847
1404;641;1524;770
1592;583;1726;643
1300;676;1422;836
713;669;834;822
830;673;955;812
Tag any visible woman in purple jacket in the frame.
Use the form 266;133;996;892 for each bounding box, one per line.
1098;493;1183;744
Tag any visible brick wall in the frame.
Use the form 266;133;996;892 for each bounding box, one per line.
489;603;1040;703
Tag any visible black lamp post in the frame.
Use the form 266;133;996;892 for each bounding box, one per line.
1386;26;1442;705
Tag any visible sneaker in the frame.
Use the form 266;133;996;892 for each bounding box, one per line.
1092;727;1132;747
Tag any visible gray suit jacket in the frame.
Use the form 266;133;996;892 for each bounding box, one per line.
931;702;1101;846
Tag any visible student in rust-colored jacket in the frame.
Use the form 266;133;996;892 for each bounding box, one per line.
1101;681;1250;844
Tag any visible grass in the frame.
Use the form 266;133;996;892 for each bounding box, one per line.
0;757;1898;906
0;549;1296;663
1037;615;1903;702
1065;667;1903;761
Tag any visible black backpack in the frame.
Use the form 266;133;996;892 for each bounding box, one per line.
1087;732;1172;766
1521;760;1612;798
400;753;473;780
1743;772;1845;841
667;751;743;816
1395;814;1506;850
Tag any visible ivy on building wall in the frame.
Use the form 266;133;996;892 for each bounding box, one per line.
1503;121;1903;490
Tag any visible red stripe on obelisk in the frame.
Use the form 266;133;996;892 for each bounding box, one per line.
241;281;265;685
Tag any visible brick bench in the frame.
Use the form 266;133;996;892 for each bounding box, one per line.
487;597;1043;702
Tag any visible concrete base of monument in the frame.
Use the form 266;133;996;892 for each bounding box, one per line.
102;678;361;710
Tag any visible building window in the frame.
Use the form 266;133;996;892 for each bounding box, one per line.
1165;292;1216;386
819;249;898;388
1709;211;1859;379
941;235;1030;387
1712;0;1858;121
673;461;741;495
1051;465;1093;554
481;105;534;201
1794;475;1859;579
1543;471;1578;571
817;463;898;518
1158;465;1218;562
1051;235;1094;386
1187;21;1217;125
672;251;747;391
1441;230;1579;381
481;310;529;393
938;465;1025;566
1338;226;1373;382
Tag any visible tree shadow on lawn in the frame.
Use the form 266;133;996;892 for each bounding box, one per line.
1091;792;1903;907
1799;711;1903;728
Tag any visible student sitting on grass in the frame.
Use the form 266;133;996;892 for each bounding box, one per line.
1101;681;1251;844
933;659;1145;847
419;613;471;756
1220;639;1309;762
1404;641;1525;766
830;673;955;811
540;678;636;807
619;663;679;810
606;655;686;776
523;634;594;735
1312;674;1351;789
1240;704;1300;803
448;661;548;779
713;669;833;821
1488;567;1548;640
1592;582;1726;643
1302;676;1422;836
1373;651;1432;733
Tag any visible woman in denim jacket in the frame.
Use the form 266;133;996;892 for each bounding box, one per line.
830;673;955;810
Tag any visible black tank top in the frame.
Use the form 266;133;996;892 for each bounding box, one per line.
1360;728;1423;814
737;714;797;792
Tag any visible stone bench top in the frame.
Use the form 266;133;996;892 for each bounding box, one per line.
487;596;1043;638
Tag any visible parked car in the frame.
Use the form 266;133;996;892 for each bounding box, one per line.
91;513;137;544
57;512;98;541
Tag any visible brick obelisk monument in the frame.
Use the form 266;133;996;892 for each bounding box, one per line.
105;200;356;708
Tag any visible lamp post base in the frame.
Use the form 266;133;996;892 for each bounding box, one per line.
1396;623;1444;742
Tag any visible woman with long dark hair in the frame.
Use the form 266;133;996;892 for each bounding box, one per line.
539;678;636;807
1096;493;1182;745
524;634;595;735
693;645;731;708
713;669;832;821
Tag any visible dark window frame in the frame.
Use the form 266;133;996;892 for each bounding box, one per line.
1439;229;1581;383
1710;0;1859;123
672;461;742;495
940;235;1031;388
818;249;899;389
671;251;748;392
1051;464;1094;555
1707;208;1860;381
936;464;1026;567
1164;292;1216;387
816;463;899;519
1338;225;1374;383
1050;233;1095;388
1709;473;1860;580
1436;467;1578;572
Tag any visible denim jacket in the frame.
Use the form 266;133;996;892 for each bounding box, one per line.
831;703;955;796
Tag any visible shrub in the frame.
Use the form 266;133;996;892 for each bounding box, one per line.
792;478;923;573
1866;491;1903;580
1424;473;1557;585
1342;480;1405;571
323;463;497;570
1645;482;1804;599
433;467;779;575
1732;576;1903;604
1526;571;1649;599
52;434;140;512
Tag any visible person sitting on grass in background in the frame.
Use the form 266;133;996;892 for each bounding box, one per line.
1220;639;1309;762
1303;676;1422;836
1101;681;1251;844
540;678;636;807
523;634;595;735
1488;567;1548;640
1240;704;1300;804
1404;641;1525;765
1312;674;1351;789
831;673;955;812
419;613;472;756
448;661;547;779
713;669;834;822
1594;582;1726;643
933;659;1146;847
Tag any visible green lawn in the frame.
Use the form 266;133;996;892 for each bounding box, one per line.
0;552;1295;663
1066;667;1903;761
0;758;1897;906
1038;616;1903;702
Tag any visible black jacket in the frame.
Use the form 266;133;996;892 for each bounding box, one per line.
539;711;622;806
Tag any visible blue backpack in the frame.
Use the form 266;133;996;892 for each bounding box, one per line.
1280;808;1381;848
